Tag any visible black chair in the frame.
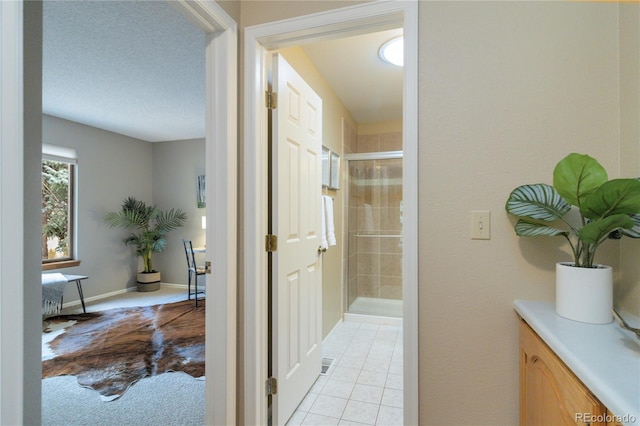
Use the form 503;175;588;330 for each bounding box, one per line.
183;239;206;306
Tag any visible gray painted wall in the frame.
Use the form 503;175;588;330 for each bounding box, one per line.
43;114;154;300
152;138;206;286
43;115;203;302
24;3;44;424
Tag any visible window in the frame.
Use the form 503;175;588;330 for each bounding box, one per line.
42;144;78;269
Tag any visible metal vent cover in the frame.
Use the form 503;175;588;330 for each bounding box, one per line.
320;357;335;375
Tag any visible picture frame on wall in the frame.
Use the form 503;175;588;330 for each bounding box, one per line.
322;146;330;188
197;175;206;208
329;151;340;190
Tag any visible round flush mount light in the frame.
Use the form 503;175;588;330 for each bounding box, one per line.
378;36;404;67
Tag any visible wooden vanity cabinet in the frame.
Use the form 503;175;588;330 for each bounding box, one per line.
519;319;609;426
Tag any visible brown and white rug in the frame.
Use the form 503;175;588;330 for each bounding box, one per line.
42;299;205;401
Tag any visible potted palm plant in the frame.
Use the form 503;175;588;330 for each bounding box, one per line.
104;197;187;291
506;153;640;324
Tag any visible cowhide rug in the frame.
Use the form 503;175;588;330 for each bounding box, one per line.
42;299;205;401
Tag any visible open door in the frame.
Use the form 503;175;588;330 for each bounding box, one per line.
270;53;323;424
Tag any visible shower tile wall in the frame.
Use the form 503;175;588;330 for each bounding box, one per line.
357;132;402;153
347;130;403;309
343;118;358;155
343;118;358;308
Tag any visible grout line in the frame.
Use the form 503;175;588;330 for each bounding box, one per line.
289;319;403;425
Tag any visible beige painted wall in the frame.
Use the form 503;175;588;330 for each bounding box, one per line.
420;2;622;424
238;1;636;425
239;0;366;28
358;119;402;136
278;46;357;339
217;0;240;23
618;4;640;316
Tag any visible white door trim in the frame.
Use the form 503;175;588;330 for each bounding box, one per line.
171;2;238;424
243;2;419;424
0;2;26;424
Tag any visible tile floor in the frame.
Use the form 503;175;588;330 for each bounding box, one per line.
287;320;403;426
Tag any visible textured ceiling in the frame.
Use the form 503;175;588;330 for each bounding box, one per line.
43;0;206;142
43;1;402;143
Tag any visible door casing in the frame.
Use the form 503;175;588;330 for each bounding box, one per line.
173;2;239;425
0;1;237;424
243;2;419;424
0;2;28;424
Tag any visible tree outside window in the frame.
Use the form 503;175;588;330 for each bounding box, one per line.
42;159;74;261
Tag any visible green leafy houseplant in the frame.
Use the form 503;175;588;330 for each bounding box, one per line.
505;153;640;268
104;197;187;273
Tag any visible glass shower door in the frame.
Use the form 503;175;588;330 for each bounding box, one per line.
346;155;403;317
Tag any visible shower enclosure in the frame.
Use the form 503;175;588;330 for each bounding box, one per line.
345;151;403;318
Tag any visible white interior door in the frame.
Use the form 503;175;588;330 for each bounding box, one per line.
271;53;323;425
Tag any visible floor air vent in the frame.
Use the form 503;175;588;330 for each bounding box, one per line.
320;357;335;375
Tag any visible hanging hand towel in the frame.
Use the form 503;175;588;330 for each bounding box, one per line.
321;196;329;250
363;203;374;233
324;195;337;246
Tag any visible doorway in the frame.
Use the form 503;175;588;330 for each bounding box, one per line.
0;1;236;424
243;2;419;424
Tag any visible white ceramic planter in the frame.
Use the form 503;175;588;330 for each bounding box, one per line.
555;262;613;324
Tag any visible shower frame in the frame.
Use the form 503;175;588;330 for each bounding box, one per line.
343;150;404;321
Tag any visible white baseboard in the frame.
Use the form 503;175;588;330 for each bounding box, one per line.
344;312;403;327
61;282;188;309
62;287;130;309
161;282;188;289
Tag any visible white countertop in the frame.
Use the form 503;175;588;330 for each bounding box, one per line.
514;300;640;426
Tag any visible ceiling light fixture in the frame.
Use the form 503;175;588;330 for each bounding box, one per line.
378;36;404;67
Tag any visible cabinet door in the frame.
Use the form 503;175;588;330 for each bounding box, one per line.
520;320;606;426
606;410;623;426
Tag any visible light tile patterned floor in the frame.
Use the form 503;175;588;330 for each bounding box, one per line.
287;321;403;426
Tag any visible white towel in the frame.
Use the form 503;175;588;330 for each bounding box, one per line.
320;196;329;250
324;195;337;246
42;273;67;315
363;203;374;233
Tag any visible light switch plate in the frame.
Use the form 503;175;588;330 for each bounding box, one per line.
471;210;490;240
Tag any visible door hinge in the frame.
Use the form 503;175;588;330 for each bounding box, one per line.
265;234;278;252
266;377;278;396
265;91;277;110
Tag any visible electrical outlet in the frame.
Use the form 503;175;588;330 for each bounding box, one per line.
471;210;490;240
